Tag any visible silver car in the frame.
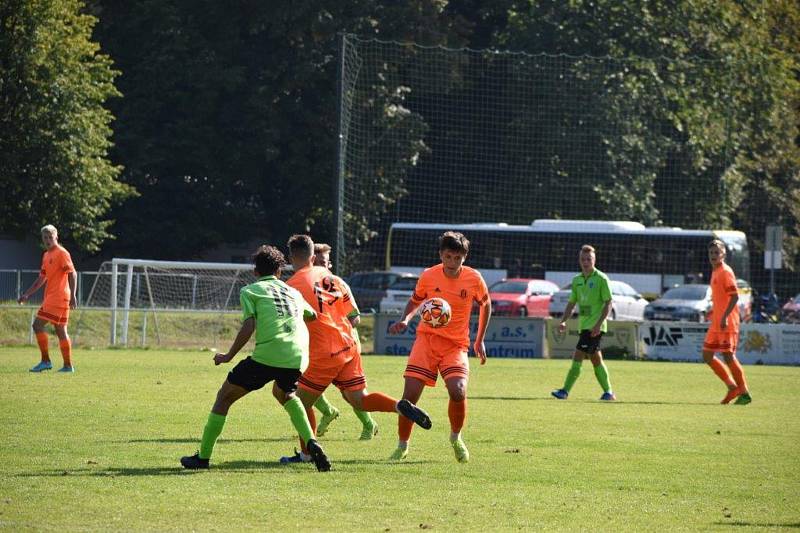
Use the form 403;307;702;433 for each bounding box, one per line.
643;284;712;322
548;280;648;321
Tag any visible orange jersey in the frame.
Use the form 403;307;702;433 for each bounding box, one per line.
287;265;358;358
40;245;75;306
411;264;489;348
708;262;739;333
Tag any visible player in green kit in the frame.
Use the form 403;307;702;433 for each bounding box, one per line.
551;244;616;401
180;245;331;471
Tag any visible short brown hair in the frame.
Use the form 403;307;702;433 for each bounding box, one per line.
580;244;596;254
439;231;470;254
252;245;285;276
708;239;726;251
314;243;332;254
288;234;314;260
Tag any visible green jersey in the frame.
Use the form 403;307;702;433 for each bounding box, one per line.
568;268;612;333
239;276;316;371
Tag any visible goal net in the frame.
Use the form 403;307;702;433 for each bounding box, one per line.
76;258;256;348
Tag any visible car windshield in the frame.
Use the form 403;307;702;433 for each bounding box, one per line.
490;281;528;294
793;294;800;304
661;286;708;300
388;277;417;290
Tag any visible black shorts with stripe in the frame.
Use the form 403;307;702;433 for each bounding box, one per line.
227;356;301;393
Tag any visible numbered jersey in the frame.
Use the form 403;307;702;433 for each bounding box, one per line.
240;276;316;371
288;265;359;359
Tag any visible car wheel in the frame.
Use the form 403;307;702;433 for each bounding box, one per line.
519;307;528;317
609;309;616;320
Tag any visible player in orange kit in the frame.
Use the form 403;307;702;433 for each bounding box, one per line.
702;239;752;405
18;225;77;373
279;235;431;465
388;231;491;462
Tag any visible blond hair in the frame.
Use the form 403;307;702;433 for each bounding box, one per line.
580;244;595;254
40;224;57;236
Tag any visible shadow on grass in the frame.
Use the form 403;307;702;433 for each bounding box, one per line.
713;521;800;528
471;396;712;405
14;458;433;477
124;437;288;444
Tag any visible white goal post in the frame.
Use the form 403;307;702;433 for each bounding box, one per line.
81;258;256;346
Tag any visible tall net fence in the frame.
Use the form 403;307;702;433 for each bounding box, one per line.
337;35;795;298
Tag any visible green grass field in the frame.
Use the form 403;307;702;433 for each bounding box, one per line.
1;347;798;531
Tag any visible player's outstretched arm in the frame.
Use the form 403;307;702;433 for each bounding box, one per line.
473;300;492;365
214;317;255;365
17;274;46;304
388;299;421;334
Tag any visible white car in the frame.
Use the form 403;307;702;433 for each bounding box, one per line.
378;275;419;314
549;280;648;321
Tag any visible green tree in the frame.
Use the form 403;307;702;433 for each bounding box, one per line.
0;0;133;252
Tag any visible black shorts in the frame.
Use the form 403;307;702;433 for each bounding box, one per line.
227;357;301;393
576;330;603;355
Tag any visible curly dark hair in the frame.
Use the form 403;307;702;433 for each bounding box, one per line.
252;245;285;276
439;231;470;254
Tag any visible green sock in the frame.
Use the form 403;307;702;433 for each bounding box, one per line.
283;397;314;445
353;407;374;428
594;362;612;392
199;412;226;460
314;394;335;417
563;360;582;392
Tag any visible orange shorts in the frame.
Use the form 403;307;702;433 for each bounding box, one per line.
404;332;469;387
37;303;69;326
299;345;366;393
703;328;739;354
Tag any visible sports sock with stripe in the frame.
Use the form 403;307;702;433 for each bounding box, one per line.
199;412;226;460
283;397;315;450
313;394;335;416
593;361;612;393
59;338;72;367
398;414;414;442
448;399;467;433
563;360;582;392
35;332;50;363
707;357;736;388
727;357;749;391
361;392;397;412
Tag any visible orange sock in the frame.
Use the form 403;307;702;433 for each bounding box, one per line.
59;338;72;367
398;415;414;442
448;399;467;434
708;358;735;388
361;392;397;413
728;357;749;392
35;332;50;363
300;406;317;455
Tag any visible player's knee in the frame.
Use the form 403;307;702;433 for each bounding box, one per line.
702;351;715;364
446;381;467;402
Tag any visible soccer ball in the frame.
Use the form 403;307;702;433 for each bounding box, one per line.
419;297;451;328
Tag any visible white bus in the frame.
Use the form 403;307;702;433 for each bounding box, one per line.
385;220;750;299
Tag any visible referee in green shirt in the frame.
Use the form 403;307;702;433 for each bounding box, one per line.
181;245;331;471
551;244;617;401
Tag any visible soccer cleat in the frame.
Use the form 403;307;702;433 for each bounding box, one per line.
279;449;310;464
599;392;617;401
57;366;75;373
451;437;470;463
396;399;432;430
30;361;53;372
180;453;209;470
315;406;340;437
306;439;331;472
734;392;752;405
551;389;569;400
359;420;379;441
721;386;741;405
389;446;408;461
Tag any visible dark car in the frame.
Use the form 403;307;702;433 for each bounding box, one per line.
644;284;712;322
345;271;416;312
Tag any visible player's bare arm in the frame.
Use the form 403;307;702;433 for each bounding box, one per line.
591;300;613;337
68;271;78;309
720;292;739;330
214;317;255;365
559;301;577;333
388;299;421;333
473;299;492;365
17;274;46;304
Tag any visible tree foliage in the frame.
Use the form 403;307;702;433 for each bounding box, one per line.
0;0;133;252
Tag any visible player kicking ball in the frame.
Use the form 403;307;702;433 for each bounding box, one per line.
388;231;491;463
550;244;616;401
181;246;330;471
701;239;752;405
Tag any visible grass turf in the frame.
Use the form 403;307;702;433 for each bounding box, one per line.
1;347;798;531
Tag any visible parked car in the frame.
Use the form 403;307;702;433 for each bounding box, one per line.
643;284;712;322
489;278;559;317
378;275;419;314
345;271;416;312
549;280;648;321
781;293;800;324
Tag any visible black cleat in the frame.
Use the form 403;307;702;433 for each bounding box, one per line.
397;399;432;430
180;453;209;470
306;439;331;472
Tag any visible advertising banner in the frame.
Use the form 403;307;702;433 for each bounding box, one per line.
374;314;545;358
543;318;640;359
639;321;800;364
